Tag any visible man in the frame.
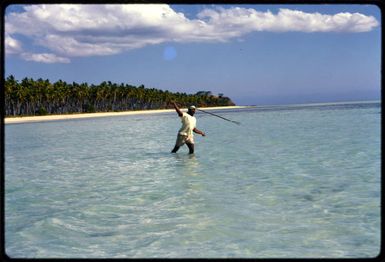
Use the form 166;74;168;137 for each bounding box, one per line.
171;101;205;154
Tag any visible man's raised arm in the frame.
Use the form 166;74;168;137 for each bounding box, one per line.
171;101;183;117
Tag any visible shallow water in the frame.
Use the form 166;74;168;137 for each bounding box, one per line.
5;101;381;258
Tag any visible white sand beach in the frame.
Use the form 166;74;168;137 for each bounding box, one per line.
4;106;251;124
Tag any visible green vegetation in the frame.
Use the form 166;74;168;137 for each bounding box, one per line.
4;75;235;117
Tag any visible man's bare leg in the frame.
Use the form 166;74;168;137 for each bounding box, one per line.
186;143;194;154
171;145;180;153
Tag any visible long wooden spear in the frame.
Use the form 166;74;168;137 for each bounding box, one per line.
196;108;241;125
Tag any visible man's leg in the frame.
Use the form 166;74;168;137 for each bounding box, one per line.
171;145;180;153
186;142;194;154
172;134;186;153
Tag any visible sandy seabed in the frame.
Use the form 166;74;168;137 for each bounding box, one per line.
4;106;250;124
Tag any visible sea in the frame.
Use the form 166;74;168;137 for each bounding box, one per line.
4;101;381;258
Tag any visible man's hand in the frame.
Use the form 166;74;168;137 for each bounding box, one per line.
193;128;205;136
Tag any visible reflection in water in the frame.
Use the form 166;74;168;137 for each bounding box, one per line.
174;153;200;176
172;153;214;239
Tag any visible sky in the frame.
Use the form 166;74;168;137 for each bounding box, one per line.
4;4;381;105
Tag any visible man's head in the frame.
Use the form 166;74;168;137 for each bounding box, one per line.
187;105;196;116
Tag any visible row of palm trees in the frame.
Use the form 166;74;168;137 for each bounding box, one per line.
4;75;235;116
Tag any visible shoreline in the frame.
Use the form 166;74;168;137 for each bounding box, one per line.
4;106;252;124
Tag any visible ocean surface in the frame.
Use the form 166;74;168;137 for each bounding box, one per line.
5;101;381;258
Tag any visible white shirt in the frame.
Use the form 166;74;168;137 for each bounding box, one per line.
178;112;196;137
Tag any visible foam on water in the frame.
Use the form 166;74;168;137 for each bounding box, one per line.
5;102;381;258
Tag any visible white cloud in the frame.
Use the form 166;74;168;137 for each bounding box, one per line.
5;4;379;63
5;34;23;54
197;7;379;33
20;52;70;63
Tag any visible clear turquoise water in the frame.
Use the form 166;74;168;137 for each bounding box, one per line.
5;101;381;258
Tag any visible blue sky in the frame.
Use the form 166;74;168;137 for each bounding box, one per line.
4;4;381;105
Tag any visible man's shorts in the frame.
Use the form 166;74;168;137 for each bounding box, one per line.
175;134;194;147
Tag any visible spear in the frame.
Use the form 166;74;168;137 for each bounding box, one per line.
196;108;240;125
